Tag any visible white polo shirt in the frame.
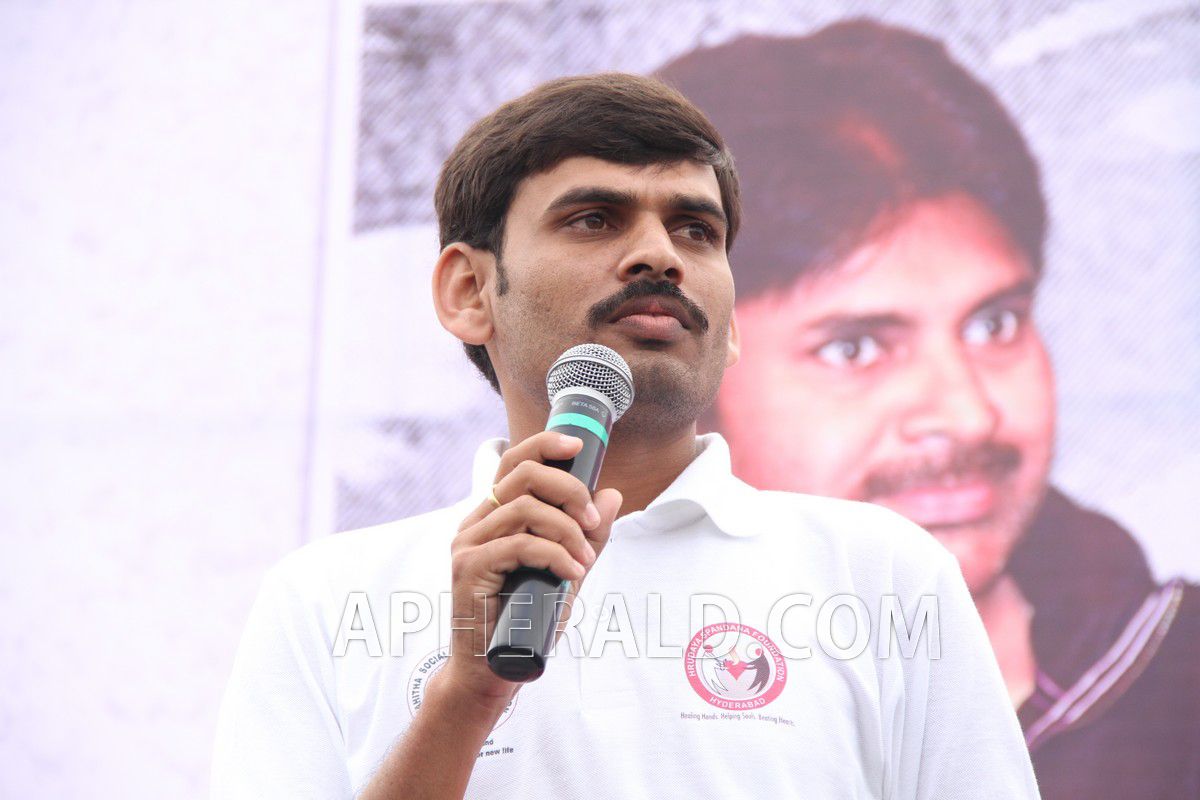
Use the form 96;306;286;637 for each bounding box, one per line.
212;435;1040;799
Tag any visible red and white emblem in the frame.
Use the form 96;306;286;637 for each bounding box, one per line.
685;623;787;709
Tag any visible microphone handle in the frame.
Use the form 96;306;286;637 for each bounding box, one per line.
485;390;613;682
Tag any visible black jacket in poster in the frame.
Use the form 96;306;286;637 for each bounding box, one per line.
1008;489;1200;799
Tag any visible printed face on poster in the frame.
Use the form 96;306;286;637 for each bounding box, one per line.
329;0;1199;574
320;3;1199;793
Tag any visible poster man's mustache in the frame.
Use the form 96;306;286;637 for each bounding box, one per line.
863;442;1022;497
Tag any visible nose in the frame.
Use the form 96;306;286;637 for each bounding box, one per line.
614;216;686;285
898;344;1000;446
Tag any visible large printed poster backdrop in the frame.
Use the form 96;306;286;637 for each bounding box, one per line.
328;1;1199;796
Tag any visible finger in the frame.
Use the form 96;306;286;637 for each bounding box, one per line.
562;487;622;600
457;431;591;536
494;460;599;532
461;533;588;586
494;431;584;483
586;487;623;558
458;496;500;533
456;495;597;567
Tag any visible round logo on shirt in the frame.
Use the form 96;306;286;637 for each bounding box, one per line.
407;647;517;727
684;623;787;710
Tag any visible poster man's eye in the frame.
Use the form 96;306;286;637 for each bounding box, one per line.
815;335;882;368
963;308;1021;346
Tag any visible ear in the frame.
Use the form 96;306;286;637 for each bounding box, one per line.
724;307;741;368
432;242;496;346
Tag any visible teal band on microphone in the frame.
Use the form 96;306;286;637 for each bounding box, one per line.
546;412;609;445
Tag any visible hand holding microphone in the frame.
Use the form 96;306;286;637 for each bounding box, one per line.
441;345;633;703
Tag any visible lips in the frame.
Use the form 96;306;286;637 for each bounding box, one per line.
874;479;998;528
607;296;692;329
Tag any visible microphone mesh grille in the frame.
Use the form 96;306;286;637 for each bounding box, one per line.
546;344;635;421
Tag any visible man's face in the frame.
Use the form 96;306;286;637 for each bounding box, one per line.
718;195;1055;595
488;156;738;435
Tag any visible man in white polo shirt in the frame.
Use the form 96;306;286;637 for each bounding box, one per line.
212;73;1040;799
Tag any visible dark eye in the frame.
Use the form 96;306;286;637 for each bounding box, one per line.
569;212;609;232
677;221;715;243
963;308;1020;345
815;336;882;368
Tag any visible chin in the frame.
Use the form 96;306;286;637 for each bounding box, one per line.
927;524;1012;597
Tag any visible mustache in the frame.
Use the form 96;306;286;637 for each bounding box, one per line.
586;280;710;333
862;442;1022;498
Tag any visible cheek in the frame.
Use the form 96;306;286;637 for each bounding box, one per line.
985;345;1056;449
521;272;576;314
717;354;884;495
498;261;599;339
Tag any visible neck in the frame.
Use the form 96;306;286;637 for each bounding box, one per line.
506;399;699;516
974;572;1037;708
595;427;700;515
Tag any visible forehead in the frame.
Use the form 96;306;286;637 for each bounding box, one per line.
742;196;1035;322
509;156;722;214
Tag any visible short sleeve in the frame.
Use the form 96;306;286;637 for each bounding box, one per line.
897;552;1042;800
210;562;353;799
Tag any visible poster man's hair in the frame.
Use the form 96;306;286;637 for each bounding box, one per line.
656;19;1046;299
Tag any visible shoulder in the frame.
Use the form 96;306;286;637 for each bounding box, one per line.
740;485;957;591
263;501;469;603
756;488;939;545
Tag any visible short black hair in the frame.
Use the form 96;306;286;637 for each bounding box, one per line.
656;20;1046;299
435;72;741;392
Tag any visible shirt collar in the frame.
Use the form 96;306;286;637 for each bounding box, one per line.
468;433;758;538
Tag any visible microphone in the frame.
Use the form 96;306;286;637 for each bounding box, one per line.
486;343;635;682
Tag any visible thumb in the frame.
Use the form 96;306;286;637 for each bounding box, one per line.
586;487;623;558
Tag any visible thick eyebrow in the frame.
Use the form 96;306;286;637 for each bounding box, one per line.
965;278;1036;317
802;312;911;339
800;278;1038;339
665;192;728;229
542;186;727;229
543;186;636;217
